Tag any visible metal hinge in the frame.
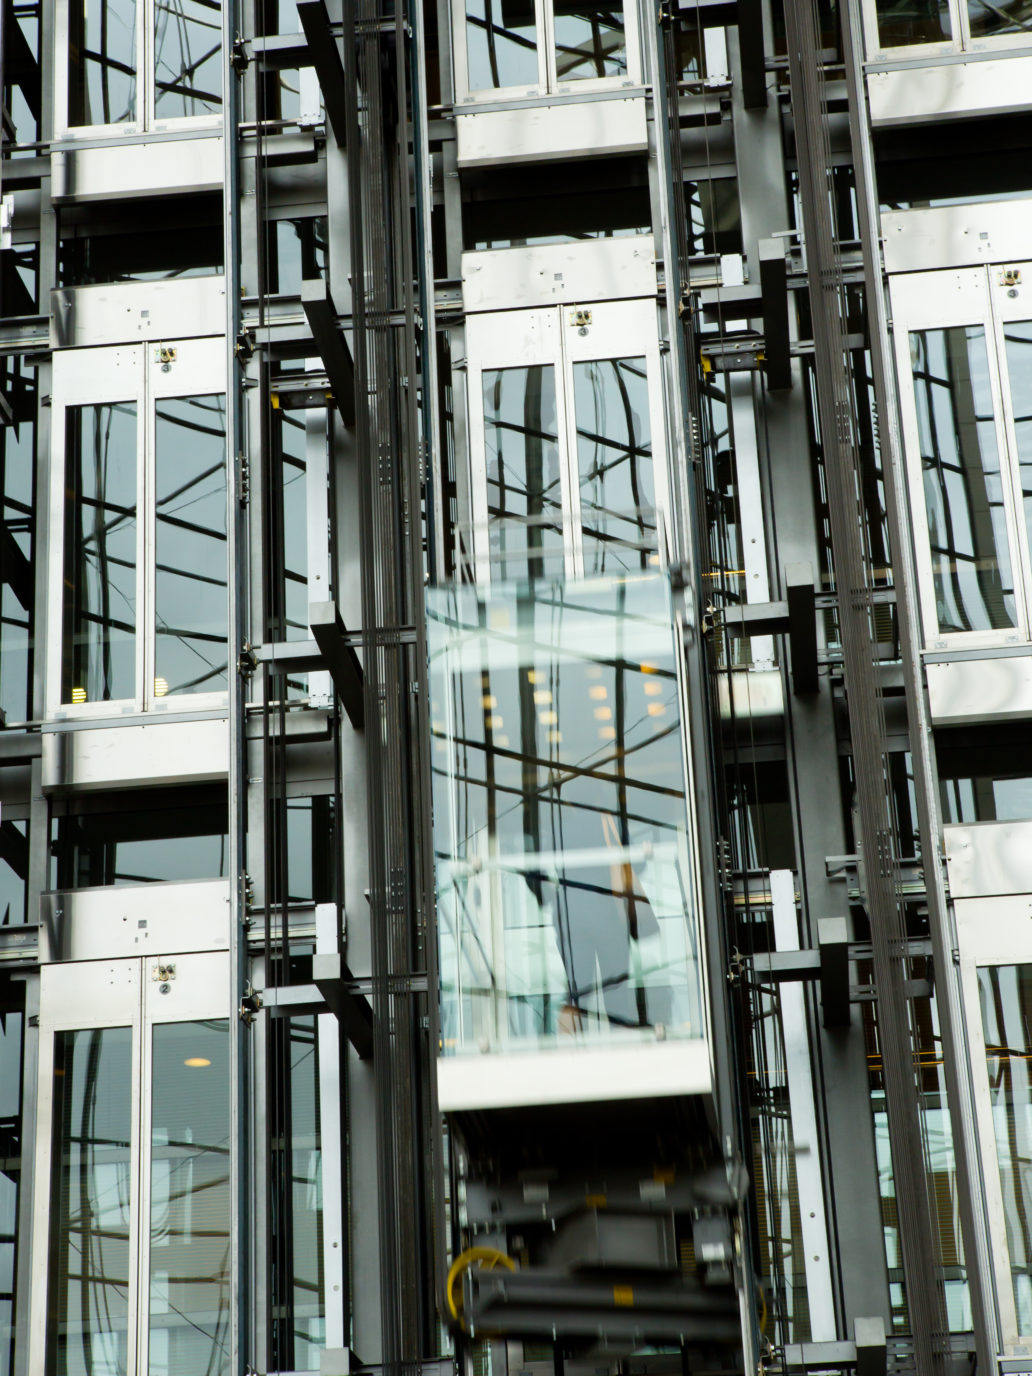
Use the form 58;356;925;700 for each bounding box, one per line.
230;35;249;74
238;643;258;676
237;452;250;506
235;328;255;361
240;983;263;1026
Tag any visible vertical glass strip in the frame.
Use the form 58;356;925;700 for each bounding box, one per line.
153;0;223;118
46;1027;133;1376
465;0;538;91
62;403;138;705
552;0;626;80
1002;321;1032;575
148;1020;230;1376
153;395;227;697
483;365;564;580
875;0;951;46
68;0;138;126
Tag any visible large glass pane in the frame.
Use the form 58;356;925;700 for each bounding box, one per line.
1003;322;1032;576
46;1027;133;1376
0;358;34;724
428;573;701;1055
875;0;951;45
910;326;1017;634
153;0;223;118
573;357;656;573
63;403;138;705
553;0;626;79
979;965;1032;1335
52;796;229;888
465;0;538;91
484;366;565;580
68;0;138;126
149;1020;230;1376
968;0;1032;38
0;1010;22;1376
154;395;227;697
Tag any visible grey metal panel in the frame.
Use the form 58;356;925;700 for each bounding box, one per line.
38;879;232;962
51;136;225;202
461;237;657;313
455;96;647;167
883;203;1032;274
41;718;229;790
944;821;1032;899
51;278;228;348
925;655;1032;724
867;56;1032;127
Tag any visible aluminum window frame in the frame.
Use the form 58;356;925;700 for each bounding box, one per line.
47;338;229;718
862;0;1032;61
465;298;669;582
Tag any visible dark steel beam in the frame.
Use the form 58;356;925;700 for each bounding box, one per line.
855;1317;887;1376
310;601;365;729
818;915;850;1029
738;0;767;109
0;522;31;609
786;561;818;694
301;279;356;427
296;0;349;147
313;952;375;1060
759;236;791;391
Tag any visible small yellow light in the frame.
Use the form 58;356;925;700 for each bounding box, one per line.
644;681;662;697
533;689;552;705
649;553;660;566
494;733;510;748
71;687;87;704
594;706;612;722
153;676;169;697
184;1057;211;1068
647;702;666;717
539;710;557;726
547;729;562;744
585;665;603;679
482;694;497;709
527;669;542;684
486;714;504;730
588;685;607;701
599;726;617;741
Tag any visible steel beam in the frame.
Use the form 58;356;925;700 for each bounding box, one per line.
296;0;349;147
786;561;818;694
818;916;850;1030
737;0;767;109
309;601;365;729
759;236;791;391
301;279;356;427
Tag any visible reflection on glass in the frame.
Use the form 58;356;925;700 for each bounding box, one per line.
273;218;328;295
968;0;1032;37
1003;322;1032;574
875;0;950;45
68;0;138;125
63;403;138;704
553;0;626;79
484;366;565;580
0;359;35;724
46;1027;133;1376
153;0;223;118
979;965;1032;1334
910;327;1016;634
0;1011;22;1376
53;802;228;888
466;0;538;90
155;395;227;696
428;573;700;1054
574;357;655;573
149;1020;230;1376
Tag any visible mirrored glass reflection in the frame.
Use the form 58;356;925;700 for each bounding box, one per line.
68;0;138;126
484;366;565;580
1003;321;1032;571
910;326;1017;634
875;0;951;45
573;357;656;573
63;403;138;704
153;0;223;118
428;573;700;1055
553;0;626;80
46;1027;133;1376
466;0;538;90
979;965;1032;1334
149;1020;230;1376
154;395;227;697
968;0;1032;38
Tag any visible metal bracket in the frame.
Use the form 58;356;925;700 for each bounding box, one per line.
240;984;263;1026
238;643;258;677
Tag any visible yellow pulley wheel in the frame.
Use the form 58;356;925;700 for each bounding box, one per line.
446;1246;516;1328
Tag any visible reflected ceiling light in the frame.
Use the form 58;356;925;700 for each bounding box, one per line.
594;706;612;722
538;710;557;725
640;663;657;675
647;702;666;717
527;669;542;684
486;714;504;730
547;730;562;744
588;685;607;701
153;676;169;697
532;689;552;705
71;687;87;704
482;694;497;709
644;681;662;697
599;726;617;741
584;665;603;679
494;734;510;748
184;1057;211;1068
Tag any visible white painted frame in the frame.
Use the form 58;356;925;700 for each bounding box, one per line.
862;0;1032;62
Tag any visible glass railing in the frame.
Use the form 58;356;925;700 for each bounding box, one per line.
427;571;702;1056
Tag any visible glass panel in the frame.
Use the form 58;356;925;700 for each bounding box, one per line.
573;357;656;573
53;799;229;887
149;1020;230;1376
875;0;951;45
979;964;1032;1335
63;403;138;705
428;573;701;1056
553;0;626;80
0;1010;22;1376
272;218;328;295
46;1027;133;1376
68;0;138;126
968;0;1032;37
153;0;223;118
484;366;565;580
910;326;1017;634
0;358;35;724
465;0;538;91
154;395;227;697
1003;322;1032;581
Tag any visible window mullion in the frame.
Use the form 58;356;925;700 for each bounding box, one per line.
141;354;154;711
540;0;556;93
131;963;147;1376
556;307;583;578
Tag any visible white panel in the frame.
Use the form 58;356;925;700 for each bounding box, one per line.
926;656;1032;724
883;202;1032;274
52;136;224;202
39;881;232;963
867;56;1032;128
944;821;1032;899
955;894;1032;966
462;236;657;313
51;278;228;347
42;718;229;790
437;1038;711;1111
455;97;647;168
715;669;783;720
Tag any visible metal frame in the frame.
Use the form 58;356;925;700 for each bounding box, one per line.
861;0;1032;63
